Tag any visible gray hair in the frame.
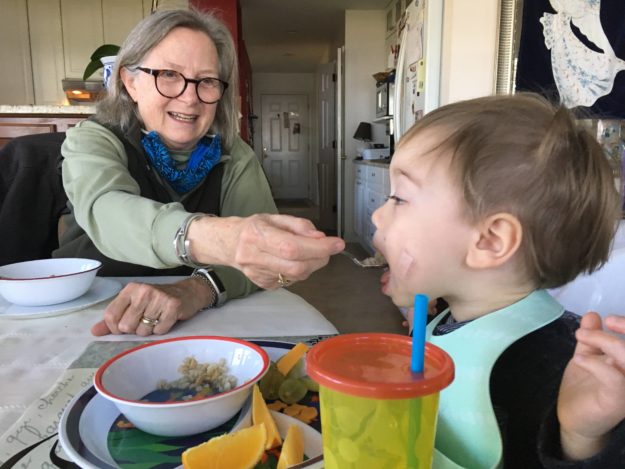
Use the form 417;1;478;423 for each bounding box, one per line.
95;8;239;151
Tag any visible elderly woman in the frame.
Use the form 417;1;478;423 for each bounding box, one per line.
54;9;343;336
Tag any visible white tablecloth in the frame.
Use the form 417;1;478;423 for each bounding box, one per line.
0;276;337;439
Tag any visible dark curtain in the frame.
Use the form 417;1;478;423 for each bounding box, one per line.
516;0;625;118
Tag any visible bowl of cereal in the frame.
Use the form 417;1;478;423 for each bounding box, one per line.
94;336;269;437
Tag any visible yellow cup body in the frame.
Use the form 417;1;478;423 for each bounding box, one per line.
319;385;440;469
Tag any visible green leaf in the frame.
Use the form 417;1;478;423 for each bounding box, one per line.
83;59;104;80
83;44;120;80
90;44;120;61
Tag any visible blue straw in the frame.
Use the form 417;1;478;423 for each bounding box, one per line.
411;293;428;373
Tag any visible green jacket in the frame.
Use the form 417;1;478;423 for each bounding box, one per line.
55;119;277;301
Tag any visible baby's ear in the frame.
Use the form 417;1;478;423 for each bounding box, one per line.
466;213;522;269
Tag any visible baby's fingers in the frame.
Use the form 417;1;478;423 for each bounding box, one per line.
574;312;604;356
605;315;625;335
576;328;625;370
574;353;625;390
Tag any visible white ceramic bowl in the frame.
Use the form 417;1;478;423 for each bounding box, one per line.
0;258;101;306
94;336;270;437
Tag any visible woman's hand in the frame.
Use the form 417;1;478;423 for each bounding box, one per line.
188;214;345;289
558;312;625;460
91;277;212;337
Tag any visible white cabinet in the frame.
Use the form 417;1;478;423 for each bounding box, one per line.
0;0;151;105
28;0;66;105
0;0;34;105
61;0;105;79
354;161;390;253
61;0;151;79
354;164;366;237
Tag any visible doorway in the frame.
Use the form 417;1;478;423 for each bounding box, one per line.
317;61;337;232
260;94;309;199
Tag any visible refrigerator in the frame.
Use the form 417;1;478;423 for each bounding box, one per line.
393;0;444;142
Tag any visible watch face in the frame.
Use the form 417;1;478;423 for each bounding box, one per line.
196;269;226;307
206;269;226;293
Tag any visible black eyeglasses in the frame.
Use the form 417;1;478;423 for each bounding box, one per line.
134;67;228;104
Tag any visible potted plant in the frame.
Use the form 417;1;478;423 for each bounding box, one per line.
83;44;120;87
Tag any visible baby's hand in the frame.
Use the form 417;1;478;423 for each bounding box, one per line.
557;312;625;460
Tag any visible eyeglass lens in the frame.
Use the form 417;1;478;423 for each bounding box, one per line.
155;70;225;104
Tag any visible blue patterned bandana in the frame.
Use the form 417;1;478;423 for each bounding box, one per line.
141;131;221;193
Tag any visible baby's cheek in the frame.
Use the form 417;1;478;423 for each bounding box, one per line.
397;249;416;277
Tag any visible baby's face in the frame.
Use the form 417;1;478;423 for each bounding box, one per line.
372;130;475;308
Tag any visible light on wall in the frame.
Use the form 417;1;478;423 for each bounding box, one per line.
61;79;104;105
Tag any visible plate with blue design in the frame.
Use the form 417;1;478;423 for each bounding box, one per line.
58;341;323;469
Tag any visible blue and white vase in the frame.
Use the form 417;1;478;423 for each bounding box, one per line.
100;56;117;89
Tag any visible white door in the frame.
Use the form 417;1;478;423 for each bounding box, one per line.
336;46;346;236
261;94;309;199
317;61;336;230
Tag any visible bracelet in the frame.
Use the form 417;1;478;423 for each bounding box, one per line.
191;270;217;308
173;213;215;268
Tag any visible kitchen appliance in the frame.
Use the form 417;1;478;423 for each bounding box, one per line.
361;148;390;160
375;81;395;118
393;0;444;141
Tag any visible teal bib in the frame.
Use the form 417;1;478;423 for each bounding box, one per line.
427;290;564;468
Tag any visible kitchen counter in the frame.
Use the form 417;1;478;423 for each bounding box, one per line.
0;105;95;114
354;158;391;167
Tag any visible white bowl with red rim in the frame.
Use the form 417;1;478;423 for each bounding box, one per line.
0;258;101;306
94;336;270;437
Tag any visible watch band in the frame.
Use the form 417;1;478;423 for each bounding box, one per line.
192;268;227;308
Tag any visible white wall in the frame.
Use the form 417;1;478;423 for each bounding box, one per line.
340;3;499;241
251;73;317;200
343;10;387;241
440;0;499;104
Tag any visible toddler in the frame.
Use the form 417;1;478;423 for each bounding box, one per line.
373;93;625;468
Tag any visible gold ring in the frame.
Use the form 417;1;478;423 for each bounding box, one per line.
277;273;291;288
140;316;160;327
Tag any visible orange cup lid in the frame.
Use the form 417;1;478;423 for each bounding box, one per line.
306;333;454;399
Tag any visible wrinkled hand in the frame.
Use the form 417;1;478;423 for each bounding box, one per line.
189;214;345;289
91;278;211;337
558;312;625;460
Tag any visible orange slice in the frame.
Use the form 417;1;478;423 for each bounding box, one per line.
252;384;282;449
276;342;308;376
276;425;304;469
181;423;267;469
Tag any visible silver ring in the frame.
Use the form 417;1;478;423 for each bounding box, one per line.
140;316;160;327
277;273;291;288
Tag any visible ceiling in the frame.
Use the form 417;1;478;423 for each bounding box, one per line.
239;0;389;73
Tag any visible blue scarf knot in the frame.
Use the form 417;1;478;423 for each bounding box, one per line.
141;131;221;193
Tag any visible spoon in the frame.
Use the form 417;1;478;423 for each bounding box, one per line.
340;250;388;269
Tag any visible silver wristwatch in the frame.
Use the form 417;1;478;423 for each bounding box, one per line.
191;268;227;308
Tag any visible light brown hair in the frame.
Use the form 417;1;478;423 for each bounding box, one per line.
398;93;622;289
